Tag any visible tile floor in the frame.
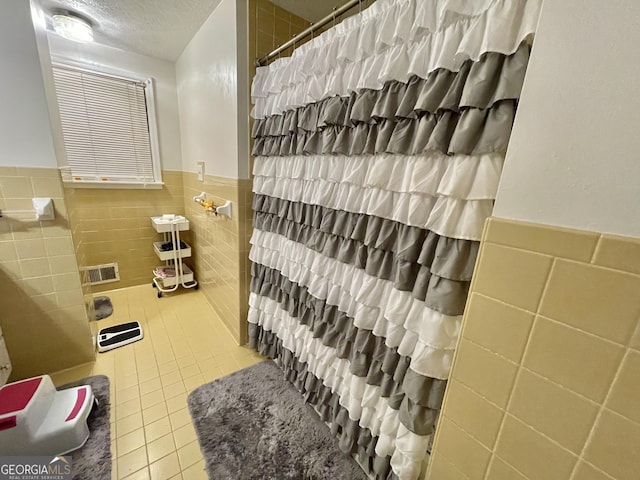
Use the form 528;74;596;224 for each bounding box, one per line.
49;285;265;480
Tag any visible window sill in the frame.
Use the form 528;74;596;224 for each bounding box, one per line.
63;181;165;190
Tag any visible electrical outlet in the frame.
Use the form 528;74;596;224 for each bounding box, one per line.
197;162;205;181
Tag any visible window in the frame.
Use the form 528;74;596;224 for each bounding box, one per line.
52;64;162;187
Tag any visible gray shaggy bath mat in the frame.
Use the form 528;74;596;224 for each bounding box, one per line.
187;361;367;480
93;296;113;320
59;375;111;480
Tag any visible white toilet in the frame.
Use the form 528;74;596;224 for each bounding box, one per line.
0;328;95;455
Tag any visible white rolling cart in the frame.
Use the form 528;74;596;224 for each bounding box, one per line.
151;215;198;298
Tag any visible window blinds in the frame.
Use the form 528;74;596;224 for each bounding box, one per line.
52;66;157;184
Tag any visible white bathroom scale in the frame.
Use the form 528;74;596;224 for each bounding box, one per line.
97;321;143;352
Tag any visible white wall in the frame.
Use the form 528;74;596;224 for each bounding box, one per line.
45;35;184;171
176;0;248;179
236;0;250;179
0;0;58;168
494;0;640;238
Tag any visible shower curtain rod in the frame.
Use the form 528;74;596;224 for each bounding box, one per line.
255;0;362;67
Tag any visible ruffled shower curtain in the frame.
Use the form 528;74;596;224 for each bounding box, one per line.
248;1;541;478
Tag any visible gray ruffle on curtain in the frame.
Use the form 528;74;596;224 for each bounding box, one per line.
253;194;477;315
248;33;532;479
252;101;517;157
251;44;530;157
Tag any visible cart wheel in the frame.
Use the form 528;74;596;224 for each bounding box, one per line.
194;284;199;290
157;292;162;298
152;282;156;288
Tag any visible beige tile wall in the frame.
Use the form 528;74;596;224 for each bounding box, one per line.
311;0;378;37
62;183;96;344
183;173;252;345
0;166;94;380
64;171;185;292
249;0;310;65
426;217;640;480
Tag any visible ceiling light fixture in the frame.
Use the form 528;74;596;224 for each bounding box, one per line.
52;13;94;43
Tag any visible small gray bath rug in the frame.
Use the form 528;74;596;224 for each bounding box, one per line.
188;360;367;480
59;375;111;480
93;296;113;320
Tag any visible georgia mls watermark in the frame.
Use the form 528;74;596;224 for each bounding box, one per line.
0;456;72;480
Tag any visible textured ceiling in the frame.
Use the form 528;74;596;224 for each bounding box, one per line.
40;0;222;61
270;0;355;22
38;0;356;62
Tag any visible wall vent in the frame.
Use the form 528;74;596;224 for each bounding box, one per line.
82;263;120;285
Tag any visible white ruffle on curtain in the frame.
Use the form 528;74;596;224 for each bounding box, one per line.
252;0;541;119
248;1;541;479
253;153;502;240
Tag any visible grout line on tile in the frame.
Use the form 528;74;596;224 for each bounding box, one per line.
433;450;472;480
516;364;601;407
441;412;501;451
483;258;556;480
560;254;640;278
567;303;637;478
570;458;618;480
589;235;603;264
471;292;539;315
536;314;628;348
507;414;578;459
461;337;521;367
568;351;635;479
491;452;533;480
451;377;513;412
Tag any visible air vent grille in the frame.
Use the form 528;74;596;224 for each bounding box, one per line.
82;263;119;285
